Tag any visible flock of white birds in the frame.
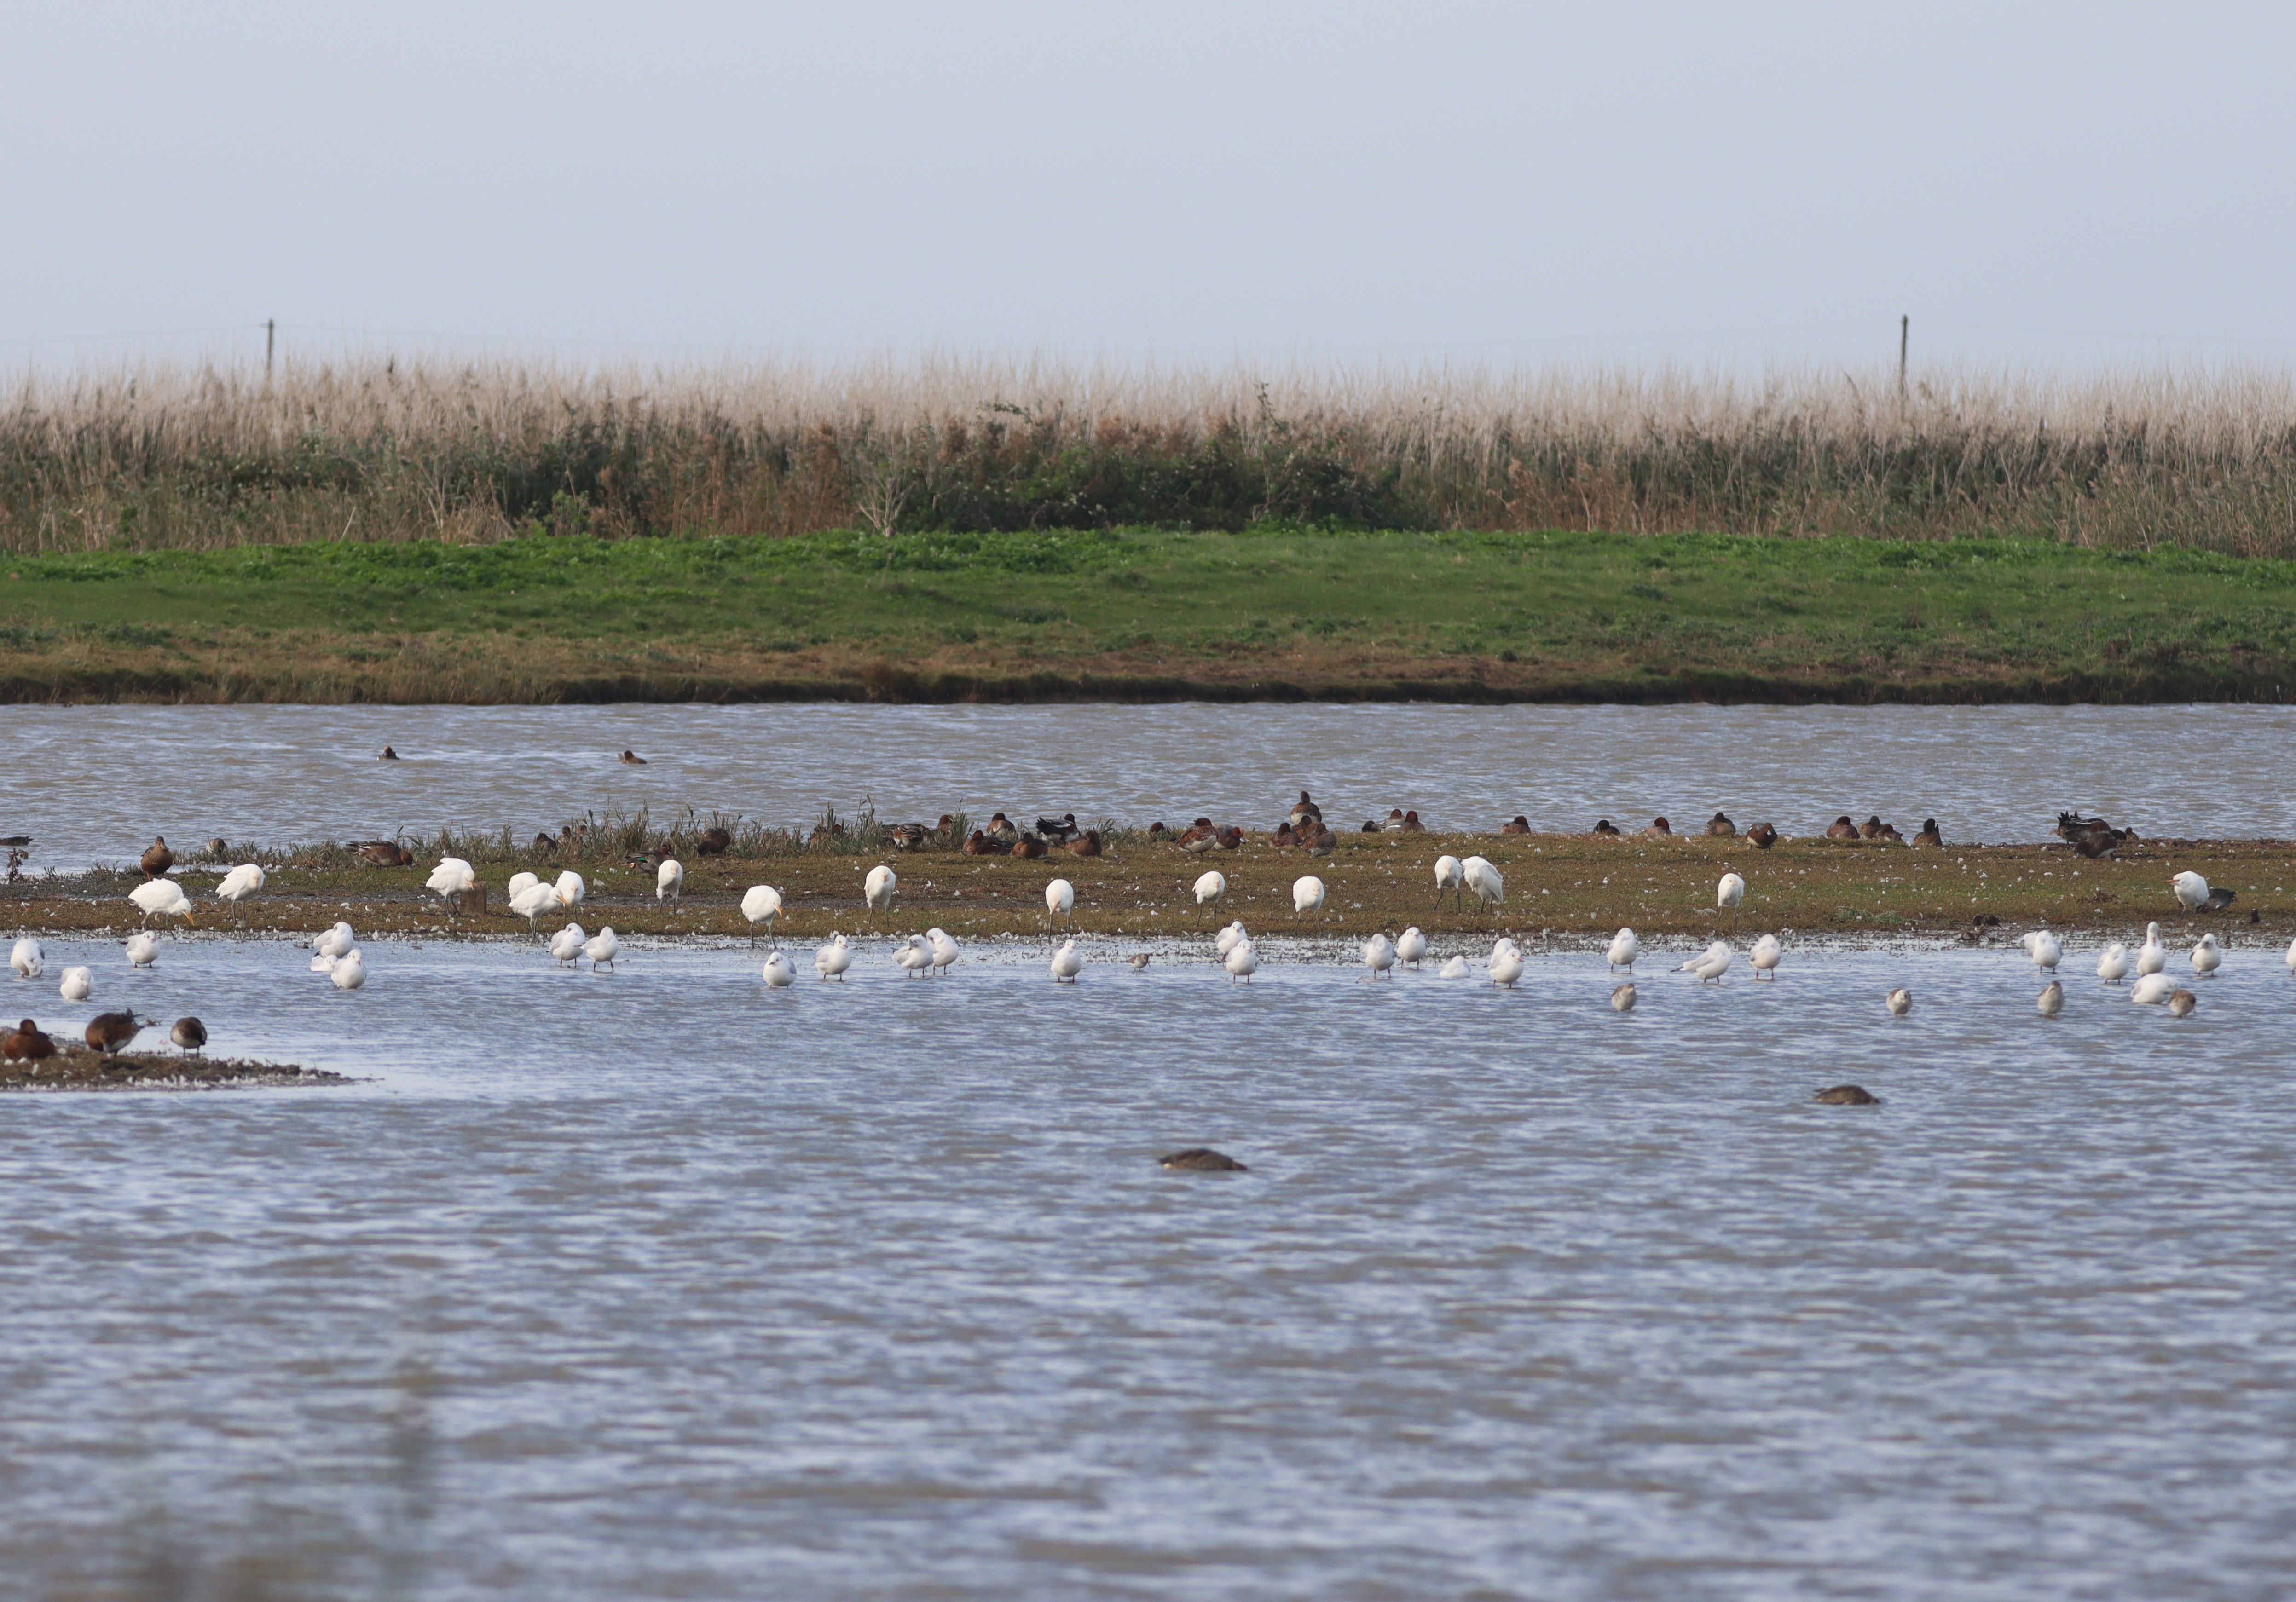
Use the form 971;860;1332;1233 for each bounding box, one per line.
20;850;2261;1026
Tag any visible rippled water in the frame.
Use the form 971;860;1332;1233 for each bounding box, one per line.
4;934;2292;1598
9;702;2296;869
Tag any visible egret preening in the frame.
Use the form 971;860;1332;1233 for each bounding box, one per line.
59;967;92;1003
2097;943;2130;984
762;951;796;988
1886;986;1912;1015
815;934;852;980
1716;872;1746;929
2130;971;2175;1006
554;870;587;910
129;879;193;926
740;885;783;945
549;923;586;967
506;871;540;900
1045;878;1075;928
330;950;366;991
1224;939;1258;983
1292;876;1326;922
2039;980;2065;1018
2192;934;2222;977
126;933;158;968
584;928;619;971
509;879;561;931
9;938;42;979
1193;870;1227;921
2021;931;2063;973
1607;928;1639;972
216;864;267;918
424;858;474;912
893;936;932;978
865;864;897;916
2171;871;2209;913
1433;854;1463;910
926;928;961;975
1750;934;1782;979
1679;941;1732;984
1488;940;1524;987
1462;856;1503;917
656;859;684;905
1050;939;1083;984
1395;927;1428;968
1363;933;1395;979
1611;982;1637;1012
2136;922;2167;976
1439;955;1471;979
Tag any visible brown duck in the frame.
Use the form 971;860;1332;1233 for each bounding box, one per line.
4;1019;57;1060
140;836;174;879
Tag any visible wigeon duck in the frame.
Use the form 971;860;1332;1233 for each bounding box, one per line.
139;836;174;878
4;1018;58;1060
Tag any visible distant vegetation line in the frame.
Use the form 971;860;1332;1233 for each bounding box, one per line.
7;357;2296;556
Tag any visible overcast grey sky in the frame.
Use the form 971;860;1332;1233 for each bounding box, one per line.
6;2;2292;372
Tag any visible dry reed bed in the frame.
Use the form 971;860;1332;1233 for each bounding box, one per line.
10;358;2296;554
12;833;2296;944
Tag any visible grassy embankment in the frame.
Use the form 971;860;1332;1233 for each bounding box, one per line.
11;830;2294;944
11;527;2296;703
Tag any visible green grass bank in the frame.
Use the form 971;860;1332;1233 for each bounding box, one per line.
7;526;2296;704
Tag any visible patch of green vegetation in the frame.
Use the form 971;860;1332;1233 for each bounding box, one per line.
12;525;2296;694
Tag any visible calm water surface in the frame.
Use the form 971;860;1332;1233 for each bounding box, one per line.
8;702;2296;867
2;934;2291;1599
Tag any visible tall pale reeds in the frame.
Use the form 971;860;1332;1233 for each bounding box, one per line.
6;356;2296;555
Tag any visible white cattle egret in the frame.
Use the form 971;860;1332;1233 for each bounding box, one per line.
129;880;193;926
509;880;561;930
656;859;684;904
1193;870;1227;919
2039;980;2064;1018
926;927;961;975
216;864;267;911
1611;982;1637;1012
1433;854;1464;910
2130;971;2175;1005
59;966;92;1002
1292;875;1326;921
1750;934;1782;978
2192;934;2222;977
1462;856;1504;915
864;864;897;915
2097;942;2130;983
1224;938;1258;982
1395;926;1428;968
2021;930;2063;972
761;951;795;988
740;885;783;944
1488;941;1524;987
1215;920;1248;956
893;935;931;977
1885;986;1912;1015
2170;871;2209;912
1045;878;1075;927
1363;933;1395;978
1438;955;1471;979
815;934;852;980
584;927;619;970
506;871;540;899
1050;939;1083;983
2136;922;2167;975
9;938;42;979
424;858;474;904
1716;872;1746;927
1679;941;1732;983
1607;928;1639;971
330;951;366;991
554;870;586;909
549;923;586;967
